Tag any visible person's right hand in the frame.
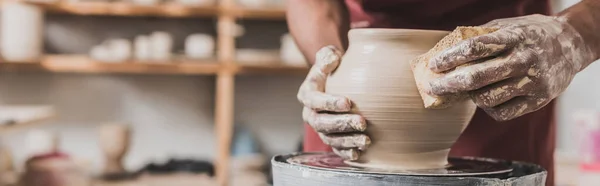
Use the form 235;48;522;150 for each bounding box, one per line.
297;45;370;160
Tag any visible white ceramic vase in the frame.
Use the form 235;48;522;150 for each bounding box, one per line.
150;31;173;61
134;35;152;61
280;33;305;66
0;2;44;62
185;33;214;59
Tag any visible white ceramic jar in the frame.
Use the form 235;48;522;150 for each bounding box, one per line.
1;2;44;62
280;33;306;66
89;39;131;63
131;0;162;6
185;33;214;59
134;35;152;61
150;31;173;61
177;0;216;6
238;0;269;8
105;39;132;62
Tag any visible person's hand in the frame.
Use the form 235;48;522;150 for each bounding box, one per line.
297;45;370;160
428;14;595;121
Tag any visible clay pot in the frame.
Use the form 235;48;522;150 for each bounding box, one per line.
98;124;131;175
326;29;477;170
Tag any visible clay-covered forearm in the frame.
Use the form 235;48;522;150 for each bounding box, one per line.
559;0;600;66
286;0;350;65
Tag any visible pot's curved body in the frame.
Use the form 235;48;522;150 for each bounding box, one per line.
326;29;477;170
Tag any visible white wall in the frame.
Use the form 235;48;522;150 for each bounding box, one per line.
0;16;304;173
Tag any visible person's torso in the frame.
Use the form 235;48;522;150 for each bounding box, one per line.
346;0;551;30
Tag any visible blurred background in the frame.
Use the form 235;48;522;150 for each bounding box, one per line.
0;0;597;185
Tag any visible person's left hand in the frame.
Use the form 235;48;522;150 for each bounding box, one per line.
427;14;595;121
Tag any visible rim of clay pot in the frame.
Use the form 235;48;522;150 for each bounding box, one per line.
349;28;450;36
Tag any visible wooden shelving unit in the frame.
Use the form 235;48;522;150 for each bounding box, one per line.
0;55;309;75
2;1;287;19
31;1;220;17
0;105;56;134
233;63;308;75
1;55;222;75
224;6;286;20
0;1;301;186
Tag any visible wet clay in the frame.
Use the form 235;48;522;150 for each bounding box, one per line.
325;29;477;170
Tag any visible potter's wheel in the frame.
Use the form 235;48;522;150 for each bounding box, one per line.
287;153;512;177
272;152;547;186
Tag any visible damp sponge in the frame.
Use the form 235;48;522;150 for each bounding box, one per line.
410;26;499;109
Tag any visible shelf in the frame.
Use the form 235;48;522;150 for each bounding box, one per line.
1;55;308;75
0;105;56;134
224;6;286;20
1;55;221;75
30;2;219;17
4;1;286;19
232;62;308;75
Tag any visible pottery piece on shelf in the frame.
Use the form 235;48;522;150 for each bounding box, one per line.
268;0;286;7
105;39;132;62
280;33;306;67
0;1;44;62
90;39;132;63
98;124;131;175
238;0;269;8
90;45;111;62
176;0;216;6
235;49;280;65
325;29;477;170
184;33;214;60
131;0;162;6
149;31;173;62
24;0;60;3
134;35;152;61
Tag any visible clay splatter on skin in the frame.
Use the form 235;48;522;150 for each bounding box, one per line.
516;77;532;89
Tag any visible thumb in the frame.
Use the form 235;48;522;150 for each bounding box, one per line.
313;45;343;75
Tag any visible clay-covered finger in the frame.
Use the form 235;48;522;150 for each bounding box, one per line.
333;148;359;161
429;29;524;73
297;46;349;112
428;49;533;95
300;91;351;112
470;77;534;108
313;45;343;74
300;45;343;94
319;133;371;151
483;96;550;121
303;107;366;134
